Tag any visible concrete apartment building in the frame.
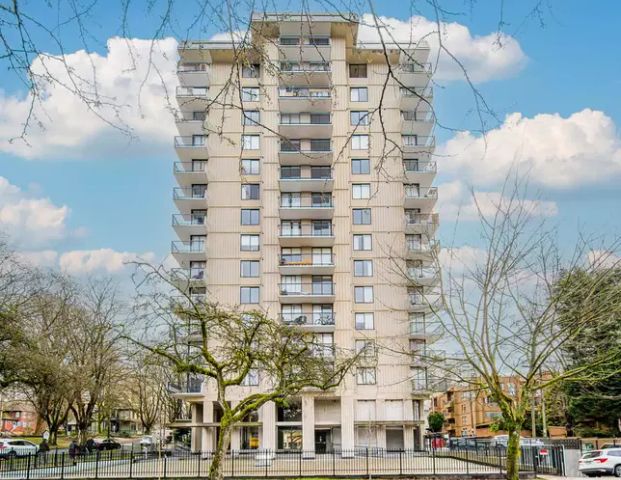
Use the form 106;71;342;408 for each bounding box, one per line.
171;12;438;454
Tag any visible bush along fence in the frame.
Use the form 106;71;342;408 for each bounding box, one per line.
0;445;565;479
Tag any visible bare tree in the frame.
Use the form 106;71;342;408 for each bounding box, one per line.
430;180;621;480
130;264;358;480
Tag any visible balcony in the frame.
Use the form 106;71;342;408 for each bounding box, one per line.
404;187;438;209
279;169;333;192
176;86;210;110
400;87;433;110
278;282;335;304
175;113;207;136
405;213;439;236
278;37;331;62
173;187;207;209
280;312;335;331
168;376;203;398
397;62;432;88
177;63;210;87
171;267;206;284
410;348;445;367
401;111;435;137
409;322;442;342
278;224;335;247
172;213;207;236
173;161;207;184
279;140;333;165
279;62;331;87
408;266;440;287
279;196;334;220
409;292;442;313
171;240;206;262
174;135;208;161
279;253;335;275
279;116;332;138
406;240;439;261
279;88;332;113
411;379;432;397
402;135;436;154
403;161;437;183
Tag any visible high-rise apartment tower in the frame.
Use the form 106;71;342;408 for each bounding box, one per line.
171;12;439;454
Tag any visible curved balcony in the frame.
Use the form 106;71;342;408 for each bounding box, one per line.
279;88;332;113
404;187;438;210
278;282;335;304
280;312;335;331
406;240;439;261
408;292;442;313
410;348;445;367
172;213;208;236
173;187;207;209
279;254;335;275
278;224;335;247
409;322;442;342
173;161;207;184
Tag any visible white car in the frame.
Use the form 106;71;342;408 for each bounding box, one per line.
491;435;544;448
578;448;621;477
0;439;39;457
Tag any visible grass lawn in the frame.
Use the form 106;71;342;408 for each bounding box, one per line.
18;436;73;449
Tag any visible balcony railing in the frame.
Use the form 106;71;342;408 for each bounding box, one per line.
280;254;334;266
407;241;439;253
408;267;439;280
402;136;436;148
174;161;207;174
177;63;209;73
280;141;331;152
402;111;435;123
400;62;432;73
174;136;207;147
280;313;335;326
405;213;439;227
173;187;207;200
171;241;206;254
172;214;207;227
280;198;334;208
280;170;333;181
280;118;331;126
279;225;334;237
168;377;202;394
279;37;331;46
279;88;331;99
279;283;335;296
400;87;433;98
176;86;209;96
172;267;206;281
280;62;330;72
405;187;438;200
403;161;437;173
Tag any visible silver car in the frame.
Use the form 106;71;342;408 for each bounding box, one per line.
0;439;39;457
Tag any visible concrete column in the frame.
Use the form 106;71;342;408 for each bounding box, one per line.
340;396;355;456
377;426;386;450
302;396;315;457
230;426;241;451
191;403;202;453
202;400;214;453
261;402;276;451
403;426;414;450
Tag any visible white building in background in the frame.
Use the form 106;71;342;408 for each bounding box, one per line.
170;12;439;454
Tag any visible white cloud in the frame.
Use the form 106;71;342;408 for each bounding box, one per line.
437;180;558;222
15;250;59;268
0;37;179;160
0;176;71;247
587;250;621;270
58;248;155;275
440;109;621;189
357;14;527;83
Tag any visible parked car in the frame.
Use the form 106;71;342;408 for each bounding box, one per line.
0;439;39;458
96;439;122;451
578;448;621;477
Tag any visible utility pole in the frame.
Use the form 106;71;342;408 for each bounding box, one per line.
531;402;537;438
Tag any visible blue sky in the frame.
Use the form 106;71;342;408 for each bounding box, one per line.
0;0;620;276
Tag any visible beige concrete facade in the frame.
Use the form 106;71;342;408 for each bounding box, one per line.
172;12;438;454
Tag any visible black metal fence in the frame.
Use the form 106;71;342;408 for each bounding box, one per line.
0;445;565;479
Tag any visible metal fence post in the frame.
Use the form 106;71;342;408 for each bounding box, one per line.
129;451;134;479
163;453;168;479
95;450;100;479
232;450;235;477
299;450;302;477
265;450;269;477
332;449;336;476
366;447;369;476
465;447;469;474
60;452;65;480
399;449;403;476
432;445;436;476
26;453;31;480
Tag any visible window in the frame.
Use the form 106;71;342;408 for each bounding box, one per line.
354;286;373;303
192;135;206;146
191;184;207;198
354;260;373;277
280;113;300;124
240;287;260;304
353;208;371;225
353;234;372;251
352;184;371;199
242;135;260;150
240;260;260;277
349;64;367;78
240;234;260;251
241;209;260;225
350;87;368;102
241;369;259;386
351;111;370;126
310;139;331;151
189;261;205;280
402;135;418;147
405;184;420;198
241;87;259;101
190;209;207;225
357;367;376;385
243;110;260;126
281;166;301;179
192;111;206;121
403;159;419;172
351;135;369;150
356;340;376;357
241;184;260;200
351;159;370;175
406;234;422;250
280;37;300;45
242;64;260;78
241;159;260;175
355;313;374;330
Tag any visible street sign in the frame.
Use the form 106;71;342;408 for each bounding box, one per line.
42;431;50;440
539;448;549;456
